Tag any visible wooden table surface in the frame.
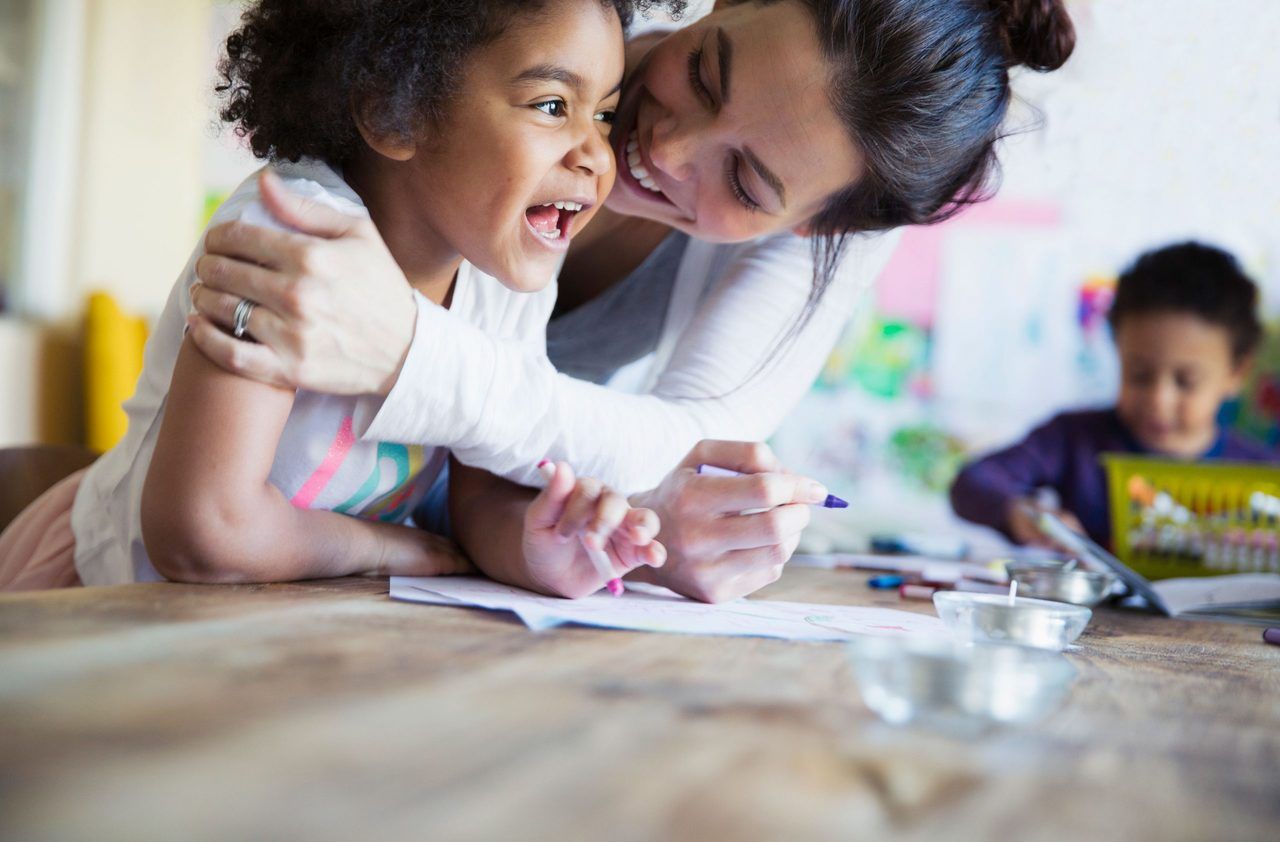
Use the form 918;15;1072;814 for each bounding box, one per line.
1;568;1277;841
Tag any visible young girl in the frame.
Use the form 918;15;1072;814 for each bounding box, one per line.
951;242;1278;548
0;0;674;592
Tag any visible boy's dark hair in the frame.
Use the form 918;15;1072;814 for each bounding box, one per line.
217;0;684;165
1108;241;1264;362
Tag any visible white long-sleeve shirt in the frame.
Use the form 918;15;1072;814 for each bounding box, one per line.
359;228;899;494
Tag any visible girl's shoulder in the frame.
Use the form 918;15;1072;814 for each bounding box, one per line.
211;159;368;230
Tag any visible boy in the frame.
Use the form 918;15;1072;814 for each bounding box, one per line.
951;241;1277;548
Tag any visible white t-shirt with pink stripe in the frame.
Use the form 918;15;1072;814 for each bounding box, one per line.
70;160;553;585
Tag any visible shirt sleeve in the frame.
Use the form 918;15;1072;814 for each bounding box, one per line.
949;414;1074;537
360;230;899;493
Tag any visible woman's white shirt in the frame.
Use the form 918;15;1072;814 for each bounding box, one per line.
361;227;899;493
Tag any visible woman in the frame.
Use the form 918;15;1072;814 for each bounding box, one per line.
188;0;1076;601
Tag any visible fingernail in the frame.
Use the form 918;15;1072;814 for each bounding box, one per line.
806;481;829;504
536;458;550;469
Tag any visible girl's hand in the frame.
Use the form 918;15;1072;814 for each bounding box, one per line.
370;526;474;578
522;462;666;599
188;169;415;395
629;441;828;603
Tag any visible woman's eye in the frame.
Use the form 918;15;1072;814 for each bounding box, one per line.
725;157;760;212
595;109;616;124
534;100;567;118
687;47;712;106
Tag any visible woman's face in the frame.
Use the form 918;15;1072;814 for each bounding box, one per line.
608;0;862;243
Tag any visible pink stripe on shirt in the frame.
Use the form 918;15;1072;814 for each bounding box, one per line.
290;416;356;509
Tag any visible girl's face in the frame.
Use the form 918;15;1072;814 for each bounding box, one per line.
395;0;624;291
1114;312;1249;458
609;0;863;243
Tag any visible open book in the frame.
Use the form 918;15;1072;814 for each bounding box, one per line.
1036;511;1280;623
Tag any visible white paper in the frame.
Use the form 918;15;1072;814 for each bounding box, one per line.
390;577;949;642
1150;573;1280;616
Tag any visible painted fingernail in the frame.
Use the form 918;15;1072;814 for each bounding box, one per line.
806;481;829;503
536;458;550;469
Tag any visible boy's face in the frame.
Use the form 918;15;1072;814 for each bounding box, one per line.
1114;312;1249;458
400;0;624;292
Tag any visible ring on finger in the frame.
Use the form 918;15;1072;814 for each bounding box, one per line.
232;297;256;339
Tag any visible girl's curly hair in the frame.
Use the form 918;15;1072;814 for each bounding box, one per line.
217;0;684;165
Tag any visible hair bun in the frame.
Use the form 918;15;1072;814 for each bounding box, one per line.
990;0;1076;72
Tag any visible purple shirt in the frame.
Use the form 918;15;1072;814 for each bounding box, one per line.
949;408;1279;548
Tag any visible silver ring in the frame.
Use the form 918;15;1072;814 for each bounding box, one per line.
232;297;256;339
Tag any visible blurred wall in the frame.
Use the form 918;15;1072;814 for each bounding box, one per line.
1;0;213;447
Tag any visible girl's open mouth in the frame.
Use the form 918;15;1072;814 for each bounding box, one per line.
524;201;586;242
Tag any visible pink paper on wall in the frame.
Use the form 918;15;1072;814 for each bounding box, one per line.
874;199;1064;327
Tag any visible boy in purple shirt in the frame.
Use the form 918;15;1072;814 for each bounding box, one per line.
951;242;1277;549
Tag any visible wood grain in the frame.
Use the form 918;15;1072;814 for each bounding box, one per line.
1;569;1277;841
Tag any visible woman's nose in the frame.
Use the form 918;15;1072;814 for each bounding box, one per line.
647;114;697;183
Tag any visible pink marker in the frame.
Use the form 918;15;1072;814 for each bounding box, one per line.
537;461;624;597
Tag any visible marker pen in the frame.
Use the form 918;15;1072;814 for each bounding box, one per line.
537;461;624;597
696;464;849;509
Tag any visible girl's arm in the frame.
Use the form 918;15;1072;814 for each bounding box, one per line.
447;458;664;599
140;339;468;583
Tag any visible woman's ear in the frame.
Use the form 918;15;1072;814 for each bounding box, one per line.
352;99;416;162
790;222;813;237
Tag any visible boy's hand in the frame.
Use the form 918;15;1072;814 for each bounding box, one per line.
1007;497;1087;551
522;462;666;598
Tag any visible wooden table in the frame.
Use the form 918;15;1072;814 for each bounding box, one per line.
1;569;1277;841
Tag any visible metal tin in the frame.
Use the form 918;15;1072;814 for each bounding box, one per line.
847;635;1077;734
933;591;1092;651
1006;561;1118;608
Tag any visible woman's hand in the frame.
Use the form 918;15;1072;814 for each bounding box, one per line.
188;170;415;396
629;441;829;603
523;462;666;599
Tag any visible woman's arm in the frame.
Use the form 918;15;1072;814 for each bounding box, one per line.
187;174;899;492
140;339;468;583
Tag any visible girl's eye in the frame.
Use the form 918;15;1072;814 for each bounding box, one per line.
595;109;616;124
534;99;567;118
687;46;712;106
725;157;760;212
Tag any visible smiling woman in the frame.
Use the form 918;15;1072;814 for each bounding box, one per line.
186;0;1076;603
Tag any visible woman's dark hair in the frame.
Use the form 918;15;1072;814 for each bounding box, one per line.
1108;242;1264;362
758;0;1075;340
217;0;685;165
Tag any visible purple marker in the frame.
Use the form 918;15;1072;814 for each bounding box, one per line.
696;464;849;509
1264;628;1280;647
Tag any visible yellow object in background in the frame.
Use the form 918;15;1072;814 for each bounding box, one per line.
84;293;148;452
1103;454;1280;579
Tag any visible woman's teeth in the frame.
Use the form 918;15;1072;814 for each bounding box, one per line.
626;134;665;196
